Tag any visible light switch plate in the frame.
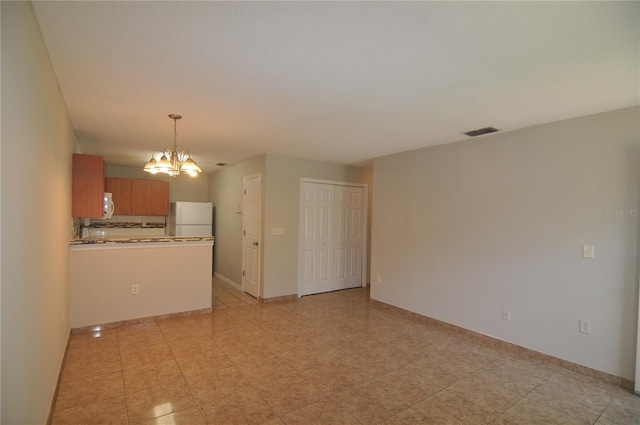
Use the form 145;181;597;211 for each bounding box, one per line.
583;245;594;259
502;309;511;321
579;319;591;334
272;227;285;236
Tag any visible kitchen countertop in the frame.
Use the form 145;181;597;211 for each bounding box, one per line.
69;236;214;250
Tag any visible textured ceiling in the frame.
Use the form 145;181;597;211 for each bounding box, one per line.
32;1;639;172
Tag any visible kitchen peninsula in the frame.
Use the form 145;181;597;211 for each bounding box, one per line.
69;236;213;330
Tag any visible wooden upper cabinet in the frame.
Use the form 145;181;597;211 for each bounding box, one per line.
131;180;170;216
105;178;132;215
103;177;169;216
72;153;105;218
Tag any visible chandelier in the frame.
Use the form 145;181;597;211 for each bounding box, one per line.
143;114;202;177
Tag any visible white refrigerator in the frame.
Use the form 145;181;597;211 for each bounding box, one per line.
169;202;212;237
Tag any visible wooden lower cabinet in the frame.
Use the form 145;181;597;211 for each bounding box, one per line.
131;180;170;215
105;178;132;215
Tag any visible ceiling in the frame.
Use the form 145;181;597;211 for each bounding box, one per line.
32;1;639;172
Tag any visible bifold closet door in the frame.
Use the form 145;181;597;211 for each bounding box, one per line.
300;182;363;296
301;183;335;296
334;185;363;290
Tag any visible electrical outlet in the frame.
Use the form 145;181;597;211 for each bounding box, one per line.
502;309;511;321
376;274;382;283
582;245;594;259
132;284;140;295
579;319;591;334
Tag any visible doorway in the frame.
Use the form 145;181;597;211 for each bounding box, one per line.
299;180;367;296
242;174;261;298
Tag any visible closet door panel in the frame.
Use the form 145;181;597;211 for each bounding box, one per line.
334;186;364;290
300;182;364;295
300;183;335;295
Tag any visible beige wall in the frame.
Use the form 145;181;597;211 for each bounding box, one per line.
263;155;371;298
106;164;209;203
208;156;266;286
1;2;78;423
371;107;639;380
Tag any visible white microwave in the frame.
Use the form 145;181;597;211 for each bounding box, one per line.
103;192;115;219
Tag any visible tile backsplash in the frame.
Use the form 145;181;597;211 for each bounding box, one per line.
74;215;167;239
88;227;166;238
92;216;166;228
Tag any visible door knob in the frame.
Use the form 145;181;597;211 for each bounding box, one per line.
253;241;259;246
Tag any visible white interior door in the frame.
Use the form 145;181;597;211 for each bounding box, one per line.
300;181;365;296
242;174;261;298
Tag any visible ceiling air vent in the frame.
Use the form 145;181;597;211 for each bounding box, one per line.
463;126;499;137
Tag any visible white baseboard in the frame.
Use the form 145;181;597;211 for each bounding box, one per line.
214;272;242;291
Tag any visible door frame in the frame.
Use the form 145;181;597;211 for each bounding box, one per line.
242;173;262;298
298;178;369;297
636;272;640;395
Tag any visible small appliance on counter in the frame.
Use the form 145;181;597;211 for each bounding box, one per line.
81;218;90;239
169;202;212;236
103;192;115;219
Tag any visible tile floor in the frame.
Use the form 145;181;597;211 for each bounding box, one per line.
52;277;640;424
